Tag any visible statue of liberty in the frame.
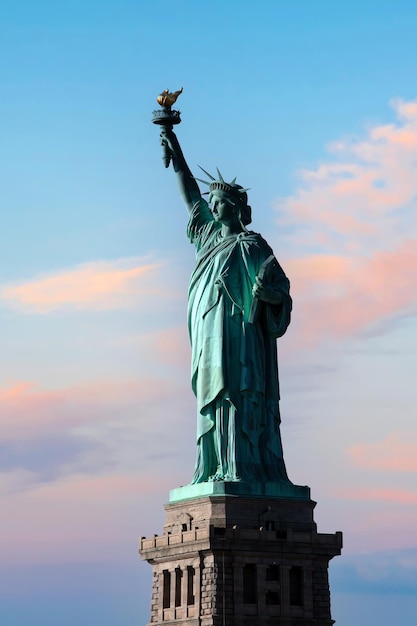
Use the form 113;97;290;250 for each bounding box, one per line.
157;101;292;485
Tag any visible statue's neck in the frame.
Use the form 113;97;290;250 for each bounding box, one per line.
221;222;244;238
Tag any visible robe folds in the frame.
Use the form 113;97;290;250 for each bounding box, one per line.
187;200;292;483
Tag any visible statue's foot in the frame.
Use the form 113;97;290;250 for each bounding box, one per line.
223;474;242;482
207;472;243;482
209;471;225;481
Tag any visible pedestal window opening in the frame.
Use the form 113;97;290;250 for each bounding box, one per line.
175;567;182;607
243;564;257;604
265;564;280;605
187;566;195;606
289;566;304;606
163;570;171;609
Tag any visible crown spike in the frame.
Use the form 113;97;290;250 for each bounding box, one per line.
216;168;224;182
197;165;216;181
230;177;237;185
238;187;251;193
194;177;212;186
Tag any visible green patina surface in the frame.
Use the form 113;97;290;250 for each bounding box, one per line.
156;119;307;497
169;481;310;503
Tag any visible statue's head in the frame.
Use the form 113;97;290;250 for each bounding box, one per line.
196;167;252;227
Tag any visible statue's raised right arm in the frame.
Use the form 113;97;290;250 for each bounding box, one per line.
160;126;201;213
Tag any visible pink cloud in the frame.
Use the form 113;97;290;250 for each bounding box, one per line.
286;238;417;345
394;99;417;120
0;257;165;313
276;98;417;346
153;325;191;366
348;433;417;472
0;373;195;567
0;377;176;442
0;373;195;497
279;98;417;251
25;472;166;502
0;470;173;564
339;487;417;505
285;255;351;294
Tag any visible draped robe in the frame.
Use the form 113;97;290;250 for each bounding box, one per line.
187;199;292;483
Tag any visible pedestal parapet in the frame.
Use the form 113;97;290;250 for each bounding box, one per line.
140;492;342;626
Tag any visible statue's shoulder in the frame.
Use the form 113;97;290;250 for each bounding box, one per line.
245;231;273;254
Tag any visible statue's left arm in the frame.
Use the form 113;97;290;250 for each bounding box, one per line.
252;257;292;338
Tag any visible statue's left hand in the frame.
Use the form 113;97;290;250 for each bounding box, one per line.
252;276;283;305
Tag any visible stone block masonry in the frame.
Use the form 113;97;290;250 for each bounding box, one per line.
140;494;342;626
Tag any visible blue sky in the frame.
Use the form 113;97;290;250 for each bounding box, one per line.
1;2;417;625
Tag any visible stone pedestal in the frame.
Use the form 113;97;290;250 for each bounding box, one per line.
140;489;342;626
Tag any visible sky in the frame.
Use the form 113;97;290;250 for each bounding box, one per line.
1;1;417;624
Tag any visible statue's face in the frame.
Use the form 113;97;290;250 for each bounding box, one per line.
209;190;237;224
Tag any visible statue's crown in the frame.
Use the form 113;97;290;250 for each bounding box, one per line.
195;167;250;205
